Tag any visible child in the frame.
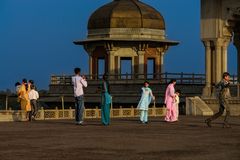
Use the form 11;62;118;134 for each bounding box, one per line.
137;81;155;124
205;72;231;128
28;85;39;121
175;90;181;121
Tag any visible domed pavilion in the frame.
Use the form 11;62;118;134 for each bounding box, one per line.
74;0;179;79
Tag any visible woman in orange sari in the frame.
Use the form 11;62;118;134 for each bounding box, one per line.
18;79;31;121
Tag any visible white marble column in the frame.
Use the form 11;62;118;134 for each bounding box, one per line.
202;41;212;97
215;40;222;84
222;40;230;74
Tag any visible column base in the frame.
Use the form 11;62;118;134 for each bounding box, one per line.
210;87;217;98
138;75;145;79
202;86;212;98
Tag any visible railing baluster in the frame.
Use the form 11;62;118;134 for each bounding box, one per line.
192;73;195;84
165;72;168;84
181;72;183;84
49;72;218;86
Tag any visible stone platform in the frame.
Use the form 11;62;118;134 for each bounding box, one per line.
186;96;240;116
0;117;239;160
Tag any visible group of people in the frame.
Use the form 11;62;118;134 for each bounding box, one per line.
11;68;231;128
15;79;39;121
72;67;232;128
136;79;181;124
72;67;181;126
137;72;233;128
72;68;112;126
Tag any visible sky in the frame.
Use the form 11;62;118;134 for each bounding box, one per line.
0;0;238;91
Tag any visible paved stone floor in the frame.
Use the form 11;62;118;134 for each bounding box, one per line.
0;116;240;160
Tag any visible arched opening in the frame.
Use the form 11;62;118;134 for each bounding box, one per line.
228;43;237;78
147;58;155;79
97;58;105;79
120;57;132;79
233;23;240;83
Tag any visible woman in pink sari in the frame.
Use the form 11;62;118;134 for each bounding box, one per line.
164;79;177;122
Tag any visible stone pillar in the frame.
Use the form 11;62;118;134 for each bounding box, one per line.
131;57;134;78
212;49;216;83
202;41;212;97
108;51;115;79
215;40;222;84
222;45;227;74
84;45;96;79
222;39;230;74
118;56;121;79
155;53;161;79
160;52;165;73
89;56;93;79
156;48;165;79
138;51;145;79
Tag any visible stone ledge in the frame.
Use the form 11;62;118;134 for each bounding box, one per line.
0;107;166;122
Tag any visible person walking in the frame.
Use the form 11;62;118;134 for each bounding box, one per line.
205;72;232;128
137;81;155;124
28;84;39;121
100;74;112;126
72;68;88;125
18;79;31;121
164;79;177;122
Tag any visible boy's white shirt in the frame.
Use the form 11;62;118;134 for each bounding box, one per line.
29;89;39;100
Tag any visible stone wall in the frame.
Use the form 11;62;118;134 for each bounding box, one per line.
0;107;166;122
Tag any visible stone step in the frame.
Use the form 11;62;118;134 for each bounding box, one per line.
186;96;213;116
0;111;27;122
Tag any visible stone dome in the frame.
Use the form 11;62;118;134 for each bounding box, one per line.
88;0;165;30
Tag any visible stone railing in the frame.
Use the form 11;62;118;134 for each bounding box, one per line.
0;107;167;122
51;72;207;85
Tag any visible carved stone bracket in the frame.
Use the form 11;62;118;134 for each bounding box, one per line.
232;7;240;16
227;7;240;17
84;44;97;56
104;42;120;55
104;42;115;52
224;6;240;37
131;42;149;55
138;42;149;51
156;45;168;54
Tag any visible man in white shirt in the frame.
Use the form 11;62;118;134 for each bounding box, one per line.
72;68;88;125
28;84;39;121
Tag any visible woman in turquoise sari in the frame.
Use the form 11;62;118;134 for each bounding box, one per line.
100;74;112;126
